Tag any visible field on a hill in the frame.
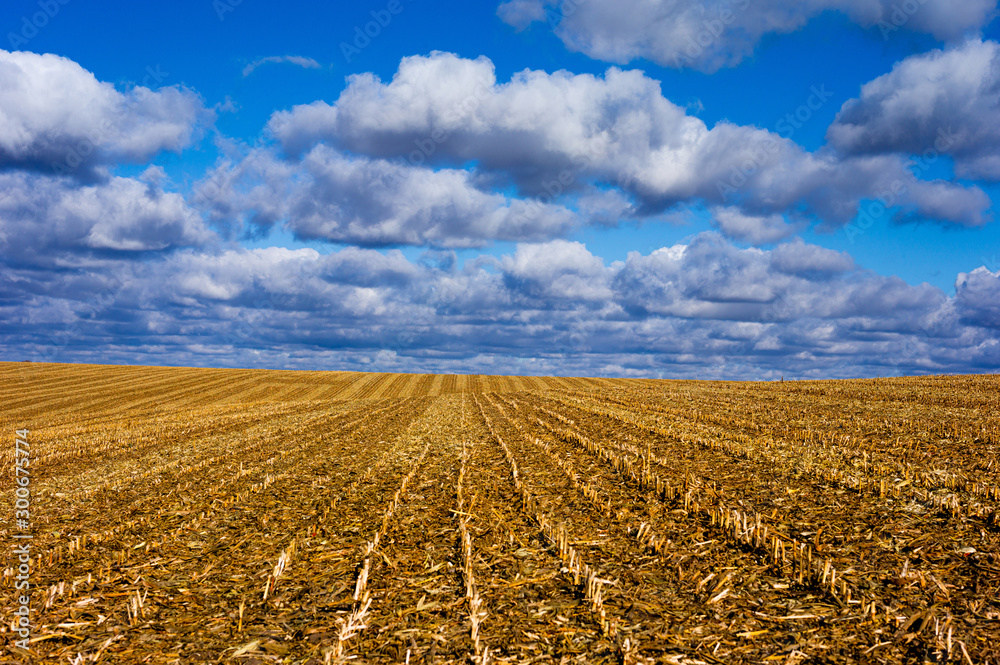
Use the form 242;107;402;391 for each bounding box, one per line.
1;362;998;664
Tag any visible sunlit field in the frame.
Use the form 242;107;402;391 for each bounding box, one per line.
2;363;998;663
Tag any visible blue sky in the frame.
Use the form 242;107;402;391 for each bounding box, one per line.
2;0;999;378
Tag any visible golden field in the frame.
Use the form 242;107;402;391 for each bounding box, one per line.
1;362;998;664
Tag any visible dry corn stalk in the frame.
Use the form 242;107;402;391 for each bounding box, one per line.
263;538;296;601
326;437;431;661
457;437;488;657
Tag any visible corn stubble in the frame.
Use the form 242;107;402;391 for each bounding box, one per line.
0;363;998;663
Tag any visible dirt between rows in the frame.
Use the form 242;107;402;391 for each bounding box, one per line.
0;369;997;664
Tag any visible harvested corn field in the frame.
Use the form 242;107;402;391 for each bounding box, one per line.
1;362;999;664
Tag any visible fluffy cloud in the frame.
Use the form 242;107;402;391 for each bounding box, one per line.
4;233;998;378
266;53;991;234
710;207;799;245
501;240;614;302
196;144;578;247
0;50;209;179
955;267;1000;328
612;233;944;327
496;0;548;29
497;0;998;72
1;45;996;379
828;39;1000;180
769;238;855;277
0;168;215;266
